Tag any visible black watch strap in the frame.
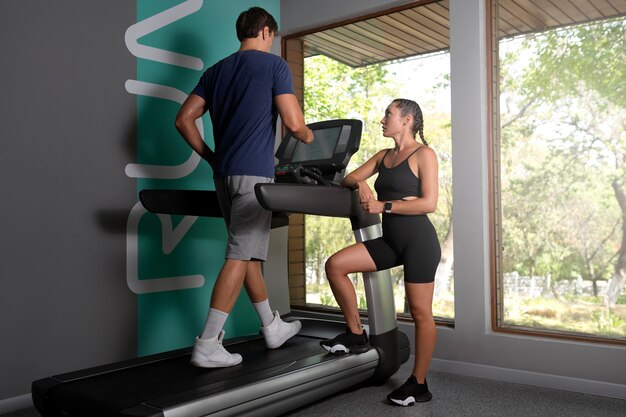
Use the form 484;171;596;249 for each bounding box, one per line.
384;201;392;214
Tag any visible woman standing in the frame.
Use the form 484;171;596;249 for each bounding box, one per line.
320;99;441;406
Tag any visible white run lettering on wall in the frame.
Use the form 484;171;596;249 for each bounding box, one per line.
126;202;204;294
124;80;203;180
125;0;204;70
125;0;206;294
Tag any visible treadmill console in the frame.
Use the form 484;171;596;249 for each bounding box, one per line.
274;119;362;185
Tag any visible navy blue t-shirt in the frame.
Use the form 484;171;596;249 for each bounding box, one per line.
192;50;294;178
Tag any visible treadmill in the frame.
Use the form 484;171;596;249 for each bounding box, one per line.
32;119;410;417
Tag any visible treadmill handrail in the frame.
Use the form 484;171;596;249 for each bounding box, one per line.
254;183;381;230
139;189;222;217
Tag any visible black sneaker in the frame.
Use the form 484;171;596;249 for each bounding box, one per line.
387;376;432;406
320;328;370;354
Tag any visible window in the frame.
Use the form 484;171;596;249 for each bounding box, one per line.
489;0;626;341
283;1;453;322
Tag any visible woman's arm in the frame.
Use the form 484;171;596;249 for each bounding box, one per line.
341;150;387;202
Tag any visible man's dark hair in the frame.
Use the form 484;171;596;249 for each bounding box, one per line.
236;7;278;41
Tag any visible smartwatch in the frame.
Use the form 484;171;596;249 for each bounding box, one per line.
384;201;393;214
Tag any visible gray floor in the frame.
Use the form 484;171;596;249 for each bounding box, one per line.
5;358;625;417
284;360;626;417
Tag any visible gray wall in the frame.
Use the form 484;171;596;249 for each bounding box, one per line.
0;0;137;407
281;0;626;399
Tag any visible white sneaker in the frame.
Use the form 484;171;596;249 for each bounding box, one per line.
261;311;302;349
190;330;242;368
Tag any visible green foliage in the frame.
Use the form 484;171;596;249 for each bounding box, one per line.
521;18;626;108
358;294;367;310
304;214;353;285
319;292;338;308
504;296;626;338
592;309;626;336
304;55;394;125
499;17;625;294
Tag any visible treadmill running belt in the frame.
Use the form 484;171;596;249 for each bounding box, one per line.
45;335;332;416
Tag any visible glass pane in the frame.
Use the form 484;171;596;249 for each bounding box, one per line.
497;14;626;340
303;51;453;320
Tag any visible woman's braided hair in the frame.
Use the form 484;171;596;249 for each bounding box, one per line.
392;98;428;146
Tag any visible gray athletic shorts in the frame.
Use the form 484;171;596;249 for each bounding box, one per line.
214;175;273;261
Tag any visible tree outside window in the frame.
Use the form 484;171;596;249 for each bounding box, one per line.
496;16;626;340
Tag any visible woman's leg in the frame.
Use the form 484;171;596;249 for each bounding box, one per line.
405;281;436;383
325;243;377;334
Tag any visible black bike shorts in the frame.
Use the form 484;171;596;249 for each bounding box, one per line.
362;214;441;283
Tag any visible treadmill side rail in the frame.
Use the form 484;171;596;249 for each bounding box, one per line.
158;350;379;417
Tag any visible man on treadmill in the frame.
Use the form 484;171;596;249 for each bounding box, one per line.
175;6;314;368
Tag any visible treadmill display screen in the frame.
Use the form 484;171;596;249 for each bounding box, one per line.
274;119;361;184
291;127;342;163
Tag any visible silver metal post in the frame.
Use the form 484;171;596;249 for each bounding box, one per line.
353;224;398;336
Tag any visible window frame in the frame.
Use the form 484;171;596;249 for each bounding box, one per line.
486;0;626;346
281;0;454;325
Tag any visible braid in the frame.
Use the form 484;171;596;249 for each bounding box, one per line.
392;98;428;146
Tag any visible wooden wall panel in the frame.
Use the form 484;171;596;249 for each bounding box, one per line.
279;35;307;305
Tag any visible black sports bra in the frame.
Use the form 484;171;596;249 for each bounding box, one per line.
374;148;422;201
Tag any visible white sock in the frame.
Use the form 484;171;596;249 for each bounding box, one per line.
253;299;275;327
200;308;228;340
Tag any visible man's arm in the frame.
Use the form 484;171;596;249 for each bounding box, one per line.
174;94;215;165
274;94;314;143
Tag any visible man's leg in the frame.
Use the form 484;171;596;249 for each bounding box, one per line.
244;261;274;326
243;260;268;303
191;259;248;368
243;260;302;349
210;259;249;313
197;258;248;340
